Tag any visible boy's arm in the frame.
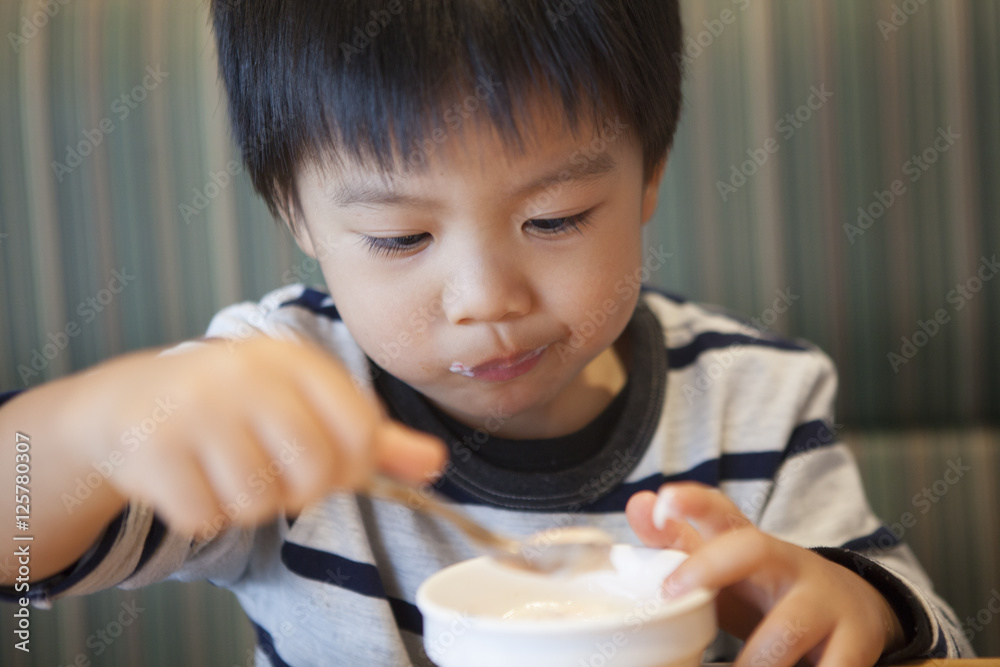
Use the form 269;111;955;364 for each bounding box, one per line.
628;344;972;663
0;379;130;585
748;348;973;660
757;438;974;660
0;333;444;606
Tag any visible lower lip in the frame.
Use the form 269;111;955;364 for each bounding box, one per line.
468;346;547;382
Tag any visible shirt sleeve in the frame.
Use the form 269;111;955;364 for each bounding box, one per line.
0;344;260;608
0;283;368;608
0;498;260;609
755;347;974;660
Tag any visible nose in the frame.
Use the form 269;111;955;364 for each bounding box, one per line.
442;248;533;325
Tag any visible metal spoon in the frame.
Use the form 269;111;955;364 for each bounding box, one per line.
363;475;614;574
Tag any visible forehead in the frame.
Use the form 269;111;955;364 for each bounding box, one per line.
307;91;635;194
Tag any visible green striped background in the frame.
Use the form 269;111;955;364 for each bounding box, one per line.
0;0;997;663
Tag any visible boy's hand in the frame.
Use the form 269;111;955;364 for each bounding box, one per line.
62;336;446;537
626;483;905;667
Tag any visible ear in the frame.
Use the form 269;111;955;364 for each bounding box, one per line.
640;155;668;226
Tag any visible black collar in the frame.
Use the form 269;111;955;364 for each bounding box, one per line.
370;300;668;512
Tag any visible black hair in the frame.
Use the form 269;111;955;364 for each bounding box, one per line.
209;0;684;229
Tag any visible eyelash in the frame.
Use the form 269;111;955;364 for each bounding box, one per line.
360;209;595;259
361;234;429;259
525;209;595;236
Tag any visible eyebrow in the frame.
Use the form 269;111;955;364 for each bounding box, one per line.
325;152;617;208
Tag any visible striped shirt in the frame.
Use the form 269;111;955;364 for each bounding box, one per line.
0;284;972;664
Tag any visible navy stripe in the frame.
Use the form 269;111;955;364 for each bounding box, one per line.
928;628;949;658
250;619;295;667
279;288;341;320
579;464;719;512
0;389;24;408
782;419;839;460
840;525;902;552
388;597;424;635
0;508;128;603
586;453;783;512
44;507;129;597
720;451;783;479
281;541;422;634
133;512;167;575
668;331;808;371
282;542;387;598
437;451;786;513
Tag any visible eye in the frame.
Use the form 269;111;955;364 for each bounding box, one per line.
525;209;595;236
360;233;430;259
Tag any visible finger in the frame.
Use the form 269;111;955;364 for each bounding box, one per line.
813;625;883;667
120;447;221;536
734;592;830;667
374;421;448;485
286;344;381;475
248;386;342;503
663;527;782;599
652;482;752;539
195;423;283;525
626;490;704;551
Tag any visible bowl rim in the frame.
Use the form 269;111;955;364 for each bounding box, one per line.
415;555;716;635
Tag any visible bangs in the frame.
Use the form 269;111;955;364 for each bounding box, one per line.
211;0;683;225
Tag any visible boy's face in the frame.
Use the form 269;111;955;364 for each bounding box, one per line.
288;96;665;438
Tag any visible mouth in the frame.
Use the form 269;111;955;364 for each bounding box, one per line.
450;345;549;382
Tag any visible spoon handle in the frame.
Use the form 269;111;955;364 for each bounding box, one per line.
363;475;521;557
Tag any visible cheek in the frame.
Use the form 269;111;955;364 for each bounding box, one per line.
583;221;645;330
575;221;645;302
539;240;642;353
321;262;440;373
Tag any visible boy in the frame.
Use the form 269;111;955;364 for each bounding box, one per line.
0;0;972;664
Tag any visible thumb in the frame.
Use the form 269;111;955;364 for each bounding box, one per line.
626;490;704;552
373;420;448;485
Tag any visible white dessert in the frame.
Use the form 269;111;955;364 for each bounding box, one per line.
496;544;689;621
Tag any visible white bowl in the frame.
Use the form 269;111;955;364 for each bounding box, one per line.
416;546;717;667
